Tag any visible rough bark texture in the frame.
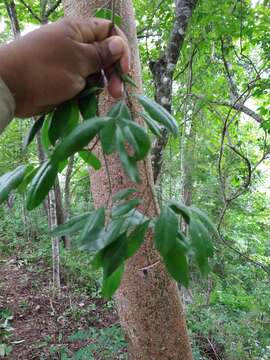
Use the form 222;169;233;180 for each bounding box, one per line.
62;1;193;359
150;0;198;183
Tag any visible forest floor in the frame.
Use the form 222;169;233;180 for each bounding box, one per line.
0;252;127;359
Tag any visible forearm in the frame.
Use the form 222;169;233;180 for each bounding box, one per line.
0;78;15;134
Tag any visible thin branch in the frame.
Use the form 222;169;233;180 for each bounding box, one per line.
189;92;263;124
19;0;42;22
45;0;62;19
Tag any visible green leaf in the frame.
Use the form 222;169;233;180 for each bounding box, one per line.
79;151;101;170
102;263;124;299
51;117;110;164
100;118;117;154
95;8;122;27
112;188;138;202
23;115;45;149
0;165;27;204
49;101;79;145
50;212;92;237
41;113;53;155
108;101;132;121
17;166;38;193
78;93;98;120
101;234;127;278
58;159;68;173
79;208;105;250
141;112;162;137
136;95;178;136
26;160;58;210
169;201;191;224
81;217;125;252
126;220;150;258
121;74;138;88
163;241;189;287
115;128;140;183
112;198;142;217
79;86;103;99
190;206;218;239
118;119;151;160
154;205;179;256
189;219;212;276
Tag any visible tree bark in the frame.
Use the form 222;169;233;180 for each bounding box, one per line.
5;0;21;38
63;1;193;359
150;0;198;183
49;187;61;296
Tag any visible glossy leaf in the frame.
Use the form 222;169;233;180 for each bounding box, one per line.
23;115;45;149
112;188;138;202
41;114;53;155
190;206;218;239
79;208;105;251
137;95;178;136
115;128;140;183
189;219;212;276
50;212;92;237
101;234;127;278
51;117;110;164
26;161;58;210
79;86;103;99
49;101;79;145
163;241;189;288
108;101;132;121
121;74;138;88
126;220;150;258
78;93;98;120
118;119;151;160
100;119;117;154
17;166;38;193
102;263;124;299
141;112;162;137
154;205;179;256
79;151;101;170
0;165;27;204
169;201;191;224
112;198;142;217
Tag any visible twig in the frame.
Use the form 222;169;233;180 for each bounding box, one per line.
45;0;62;19
138;260;160;272
19;0;42;22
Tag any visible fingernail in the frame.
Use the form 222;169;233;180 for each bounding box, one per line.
108;38;123;56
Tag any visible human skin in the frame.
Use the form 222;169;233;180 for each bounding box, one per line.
0;17;130;117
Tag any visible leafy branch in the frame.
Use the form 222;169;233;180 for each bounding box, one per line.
0;8;216;299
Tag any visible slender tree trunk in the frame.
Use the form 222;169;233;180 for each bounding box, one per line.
5;0;20;38
55;176;71;249
49;187;61;296
63;1;193;359
63;155;75;248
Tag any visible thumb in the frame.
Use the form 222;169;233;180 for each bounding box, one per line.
81;36;128;76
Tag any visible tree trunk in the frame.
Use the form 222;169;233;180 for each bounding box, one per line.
55;176;71;249
49;187;61;296
62;1;193;359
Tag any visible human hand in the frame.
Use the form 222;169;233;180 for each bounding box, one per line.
0;17;130;118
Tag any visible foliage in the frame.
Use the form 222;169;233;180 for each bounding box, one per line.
0;0;270;359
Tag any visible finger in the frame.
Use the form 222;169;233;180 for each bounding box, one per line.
79;35;129;76
105;67;124;98
109;26;130;73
